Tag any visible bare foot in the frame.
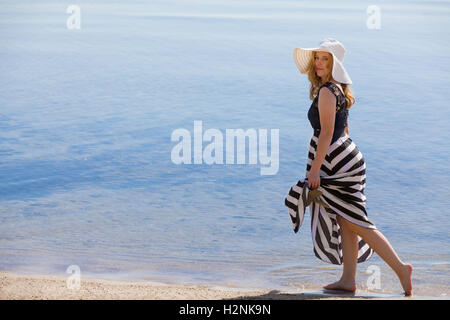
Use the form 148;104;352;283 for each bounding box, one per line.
398;264;413;296
323;279;357;292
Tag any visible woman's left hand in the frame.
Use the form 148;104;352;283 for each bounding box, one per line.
307;169;321;189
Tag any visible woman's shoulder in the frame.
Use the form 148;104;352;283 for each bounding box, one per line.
317;82;338;100
320;81;345;97
318;82;347;110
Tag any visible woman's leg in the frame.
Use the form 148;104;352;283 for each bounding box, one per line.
323;215;358;291
337;217;413;295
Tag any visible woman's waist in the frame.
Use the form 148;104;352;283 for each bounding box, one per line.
313;127;347;139
313;126;347;134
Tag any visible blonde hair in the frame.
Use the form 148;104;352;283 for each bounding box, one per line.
305;51;356;110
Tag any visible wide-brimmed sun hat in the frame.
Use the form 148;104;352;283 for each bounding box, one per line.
293;38;352;84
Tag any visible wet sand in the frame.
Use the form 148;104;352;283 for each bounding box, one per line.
2;271;443;300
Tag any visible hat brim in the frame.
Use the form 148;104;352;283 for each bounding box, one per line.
293;48;352;84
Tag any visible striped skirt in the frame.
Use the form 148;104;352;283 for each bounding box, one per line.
286;131;377;265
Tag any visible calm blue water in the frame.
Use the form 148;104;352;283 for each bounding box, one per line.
1;0;449;296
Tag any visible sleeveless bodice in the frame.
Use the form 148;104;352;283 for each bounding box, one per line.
307;81;348;144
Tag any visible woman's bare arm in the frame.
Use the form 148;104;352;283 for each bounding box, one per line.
310;87;336;173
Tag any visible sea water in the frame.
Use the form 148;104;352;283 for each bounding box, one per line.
0;0;449;297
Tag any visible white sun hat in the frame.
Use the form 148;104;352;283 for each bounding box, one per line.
293;38;352;84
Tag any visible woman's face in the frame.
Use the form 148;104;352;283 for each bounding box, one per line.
314;51;332;79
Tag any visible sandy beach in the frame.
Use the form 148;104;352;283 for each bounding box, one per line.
0;271;326;300
2;271;442;300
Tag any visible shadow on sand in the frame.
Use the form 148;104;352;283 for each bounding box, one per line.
226;289;407;300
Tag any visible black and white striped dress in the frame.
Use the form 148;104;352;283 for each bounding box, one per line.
285;91;377;265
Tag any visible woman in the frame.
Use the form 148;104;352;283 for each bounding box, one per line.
290;38;413;296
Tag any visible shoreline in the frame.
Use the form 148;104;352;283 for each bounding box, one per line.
1;271;446;300
0;271;305;300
